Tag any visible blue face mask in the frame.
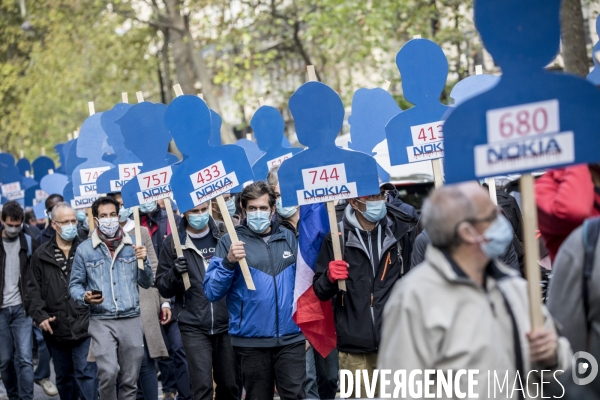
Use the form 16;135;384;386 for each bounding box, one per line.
225;198;237;217
358;199;387;223
139;201;157;214
476;215;513;259
276;198;297;219
247;210;271;233
119;207;133;223
188;212;210;230
58;223;78;242
75;210;87;222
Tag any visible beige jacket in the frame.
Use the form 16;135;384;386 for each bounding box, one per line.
378;246;572;400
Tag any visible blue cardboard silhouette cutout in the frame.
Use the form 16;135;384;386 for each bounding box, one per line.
0;162;25;205
32;156;56;181
24;156;56;207
278;81;380;207
443;0;600;183
166;95;254;213
71;113;114;204
588;15;600;85
119;102;175;208
62;138;85;205
209;109;223;146
96;103;143;194
385;38;450;166
0;153;15;169
16;157;31;177
348;88;402;182
250;106;302;181
41;173;69;198
234;139;264;166
54;143;66;174
450;74;500;106
165;153;180;165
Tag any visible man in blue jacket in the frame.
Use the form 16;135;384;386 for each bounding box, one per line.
69;196;153;400
204;181;306;400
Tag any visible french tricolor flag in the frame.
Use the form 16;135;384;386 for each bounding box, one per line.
292;203;337;358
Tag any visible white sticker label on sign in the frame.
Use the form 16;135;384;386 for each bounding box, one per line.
35;189;48;200
1;182;21;196
71;193;104;210
80;166;111;185
189;161;227;190
190;172;239;206
474;131;574;177
4;190;24;201
79;183;98;195
406;140;444;162
137;166;172;191
409;121;444;145
296;163;357;205
486;99;560;144
266;153;293;170
118;163;142;181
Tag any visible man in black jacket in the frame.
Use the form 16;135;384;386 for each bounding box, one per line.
156;201;237;400
312;186;417;398
25;202;98;400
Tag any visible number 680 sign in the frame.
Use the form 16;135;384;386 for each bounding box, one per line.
486;99;559;143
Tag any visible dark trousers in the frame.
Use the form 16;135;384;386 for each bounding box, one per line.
158;321;191;399
234;341;306;400
136;337;158;400
314;348;339;399
45;336;98;400
179;325;238;400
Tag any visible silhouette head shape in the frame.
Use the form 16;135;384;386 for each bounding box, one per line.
76;113;107;161
348;88;401;154
165;95;211;153
101;103;132;153
32;156;55;180
397;39;448;105
209;109;223;146
251;106;286;152
475;0;561;70
116;102;170;167
16;157;31;177
0;153;15;168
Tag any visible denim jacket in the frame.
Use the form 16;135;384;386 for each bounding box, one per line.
69;230;153;319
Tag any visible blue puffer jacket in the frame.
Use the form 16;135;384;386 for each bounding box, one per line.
69;230;153;319
204;221;304;347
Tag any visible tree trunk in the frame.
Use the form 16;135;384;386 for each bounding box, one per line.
561;0;589;76
163;0;196;94
159;28;173;104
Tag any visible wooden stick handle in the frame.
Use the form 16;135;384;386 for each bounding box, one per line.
173;84;183;97
122;92;129;104
133;206;144;270
88;102;95;116
87;208;95;231
520;174;544;330
486;177;497;205
216;195;256;290
258;97;265;106
307;65;317;82
326;201;346;291
382;81;391;91
164;198;191;290
136;91;144;103
431;159;443;188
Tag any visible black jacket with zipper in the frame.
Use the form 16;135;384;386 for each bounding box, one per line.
24;235;89;341
0;227;38;309
155;217;229;334
313;204;417;353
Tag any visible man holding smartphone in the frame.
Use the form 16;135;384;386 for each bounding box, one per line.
69;197;154;400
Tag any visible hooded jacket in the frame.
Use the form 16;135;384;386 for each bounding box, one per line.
155;217;229;335
313;204;417;353
378;246;572;399
25;236;89;341
204;221;304;347
0;227;38;308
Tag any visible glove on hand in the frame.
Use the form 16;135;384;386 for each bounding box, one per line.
173;257;188;277
328;260;349;283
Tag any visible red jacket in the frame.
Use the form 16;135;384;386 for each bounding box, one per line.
536;165;600;262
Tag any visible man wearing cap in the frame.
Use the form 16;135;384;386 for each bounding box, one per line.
312;183;418;398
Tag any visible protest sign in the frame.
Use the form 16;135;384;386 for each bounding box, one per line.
251;105;302;181
0;157;25;205
588;15;600;86
209;109;223;146
442;0;600;329
384;38;450;188
16;156;31;177
348;86;401;182
234;139;264;166
278;66;380;290
166;87;255;290
70;105;113;211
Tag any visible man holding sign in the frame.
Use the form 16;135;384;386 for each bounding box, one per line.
204;182;306;400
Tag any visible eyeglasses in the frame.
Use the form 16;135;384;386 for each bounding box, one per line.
363;191;389;202
464;208;499;226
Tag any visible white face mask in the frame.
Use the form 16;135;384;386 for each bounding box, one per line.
4;224;22;238
96;217;120;237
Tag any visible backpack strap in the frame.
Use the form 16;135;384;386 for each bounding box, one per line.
582;217;600;340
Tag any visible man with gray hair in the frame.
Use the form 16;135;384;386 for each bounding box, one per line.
25;202;98;399
378;182;571;398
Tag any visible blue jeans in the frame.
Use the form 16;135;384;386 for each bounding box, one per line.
33;325;51;381
0;304;34;400
314;348;339;400
45;336;98;400
158;322;191;399
136;337;158;400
